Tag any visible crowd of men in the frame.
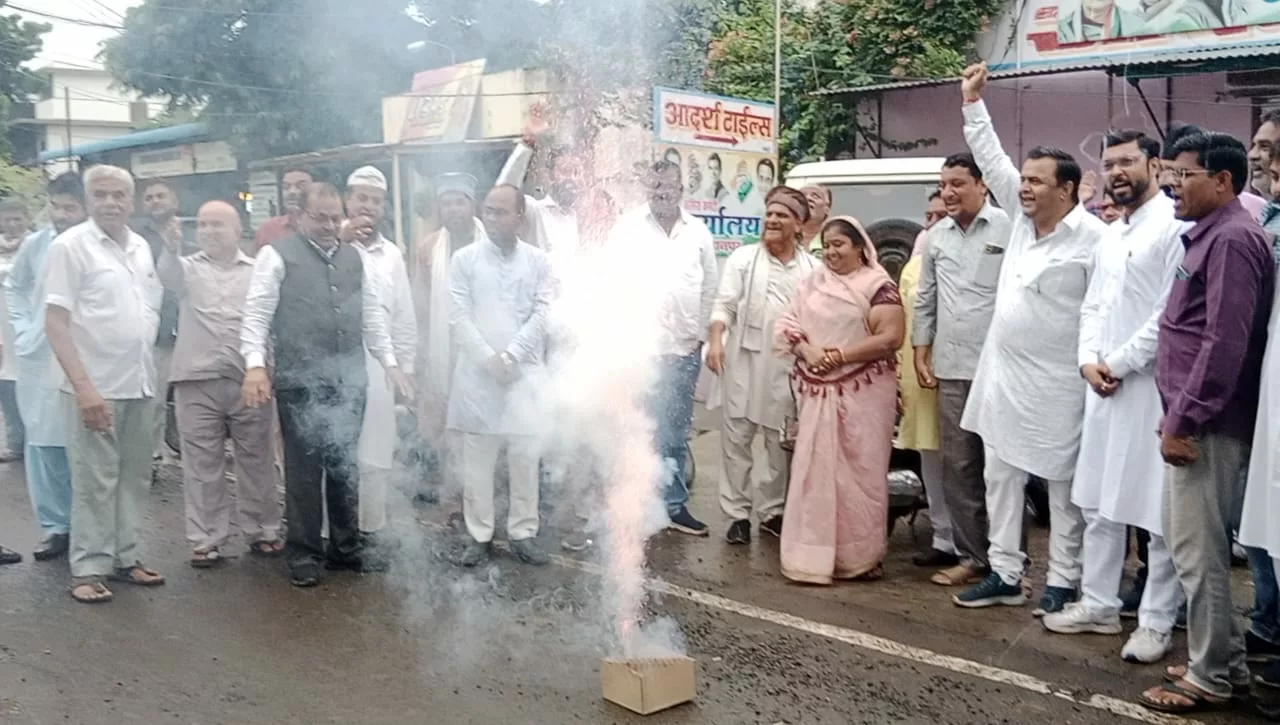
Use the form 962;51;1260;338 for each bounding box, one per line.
1;62;1280;716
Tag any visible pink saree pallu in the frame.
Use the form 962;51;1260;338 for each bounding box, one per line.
774;262;897;585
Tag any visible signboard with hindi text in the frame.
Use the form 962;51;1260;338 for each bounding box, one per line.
652;88;778;257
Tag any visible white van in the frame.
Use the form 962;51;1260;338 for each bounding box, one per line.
786;157;945;282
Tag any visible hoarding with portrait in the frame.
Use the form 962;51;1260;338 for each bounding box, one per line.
652;88;778;256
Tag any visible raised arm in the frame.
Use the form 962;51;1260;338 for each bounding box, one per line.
961;64;1022;215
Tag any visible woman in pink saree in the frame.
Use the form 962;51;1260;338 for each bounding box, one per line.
774;216;905;584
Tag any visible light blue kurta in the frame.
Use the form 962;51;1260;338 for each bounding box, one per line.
4;226;69;446
5;225;74;535
445;237;551;437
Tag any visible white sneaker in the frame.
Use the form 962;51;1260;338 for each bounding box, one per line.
1042;602;1123;635
1122;627;1172;664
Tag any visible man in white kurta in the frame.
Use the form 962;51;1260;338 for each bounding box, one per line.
707;219;818;544
342;167;418;539
953;64;1108;613
1041;132;1187;665
1239;152;1280;689
448;185;552;568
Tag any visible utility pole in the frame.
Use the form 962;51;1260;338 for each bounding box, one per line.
64;87;73;171
773;0;782;132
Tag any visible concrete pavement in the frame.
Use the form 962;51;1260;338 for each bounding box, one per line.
0;428;1272;724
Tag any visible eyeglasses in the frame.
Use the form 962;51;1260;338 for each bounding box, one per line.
1102;156;1146;172
1160;167;1212;185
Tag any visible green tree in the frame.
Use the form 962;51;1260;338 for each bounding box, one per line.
699;0;1005;164
0;2;51;160
102;0;548;160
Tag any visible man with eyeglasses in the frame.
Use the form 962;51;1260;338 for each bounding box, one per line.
1138;131;1275;714
1042;130;1188;667
240;182;412;588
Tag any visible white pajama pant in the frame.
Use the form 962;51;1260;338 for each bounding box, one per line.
459;433;539;544
359;466;390;533
1079;509;1184;633
919;450;955;554
985;446;1084;587
718;416;787;522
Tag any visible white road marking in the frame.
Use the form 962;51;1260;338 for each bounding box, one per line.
542;549;1204;725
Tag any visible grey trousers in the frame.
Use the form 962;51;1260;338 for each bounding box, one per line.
1164;433;1251;699
937;379;988;568
174;378;282;551
152;344;173;455
65;394;157;582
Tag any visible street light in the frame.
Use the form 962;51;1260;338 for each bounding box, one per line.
406;39;457;65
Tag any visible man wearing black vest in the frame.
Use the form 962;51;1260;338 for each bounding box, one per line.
240;182;412;587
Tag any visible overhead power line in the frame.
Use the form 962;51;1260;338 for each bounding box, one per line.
7;4;124;30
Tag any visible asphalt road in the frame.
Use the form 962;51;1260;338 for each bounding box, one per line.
0;428;1273;725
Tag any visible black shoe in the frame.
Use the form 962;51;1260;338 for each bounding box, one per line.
509;538;549;565
289;561;321;587
1249;631;1280;663
0;545;21;565
33;533;70;562
726;520;751;545
759;515;783;539
1257;659;1280;691
452;539;491;568
912;548;960;568
665;507;709;537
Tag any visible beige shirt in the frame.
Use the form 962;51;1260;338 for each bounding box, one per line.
158;248;256;383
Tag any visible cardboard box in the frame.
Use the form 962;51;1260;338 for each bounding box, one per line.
601;656;697;715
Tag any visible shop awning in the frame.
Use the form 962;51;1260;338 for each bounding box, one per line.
38;123;208;162
813;40;1280;97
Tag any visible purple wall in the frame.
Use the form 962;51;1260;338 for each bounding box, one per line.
862;71;1256;170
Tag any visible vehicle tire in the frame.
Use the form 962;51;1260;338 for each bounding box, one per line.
864;218;921;284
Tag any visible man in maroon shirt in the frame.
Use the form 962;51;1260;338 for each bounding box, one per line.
252;168;312;253
1139;131;1276;714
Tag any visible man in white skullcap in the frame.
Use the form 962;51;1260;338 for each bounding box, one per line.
340;166;418;554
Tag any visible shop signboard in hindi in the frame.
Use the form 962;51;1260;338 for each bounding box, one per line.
653;88;777;256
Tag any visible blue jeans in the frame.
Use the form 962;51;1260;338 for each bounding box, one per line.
649;350;701;516
1249;546;1280;644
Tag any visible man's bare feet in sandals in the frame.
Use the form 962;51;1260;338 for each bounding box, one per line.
1162;665;1251;698
932;563;982;587
107;565;165;586
70;581;114;604
249;539;285;557
1139;672;1232;713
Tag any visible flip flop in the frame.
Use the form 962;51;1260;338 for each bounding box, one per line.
932;564;980;587
1163;665;1251;699
70;581;114;604
108;565;166;587
190;549;223;569
248;539;285;557
1139;680;1232;714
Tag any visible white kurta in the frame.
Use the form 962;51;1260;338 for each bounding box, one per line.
1239;258;1280;558
446;238;551;437
354;236;418;471
1073;193;1186;534
707;244;817;430
959;99;1110;481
